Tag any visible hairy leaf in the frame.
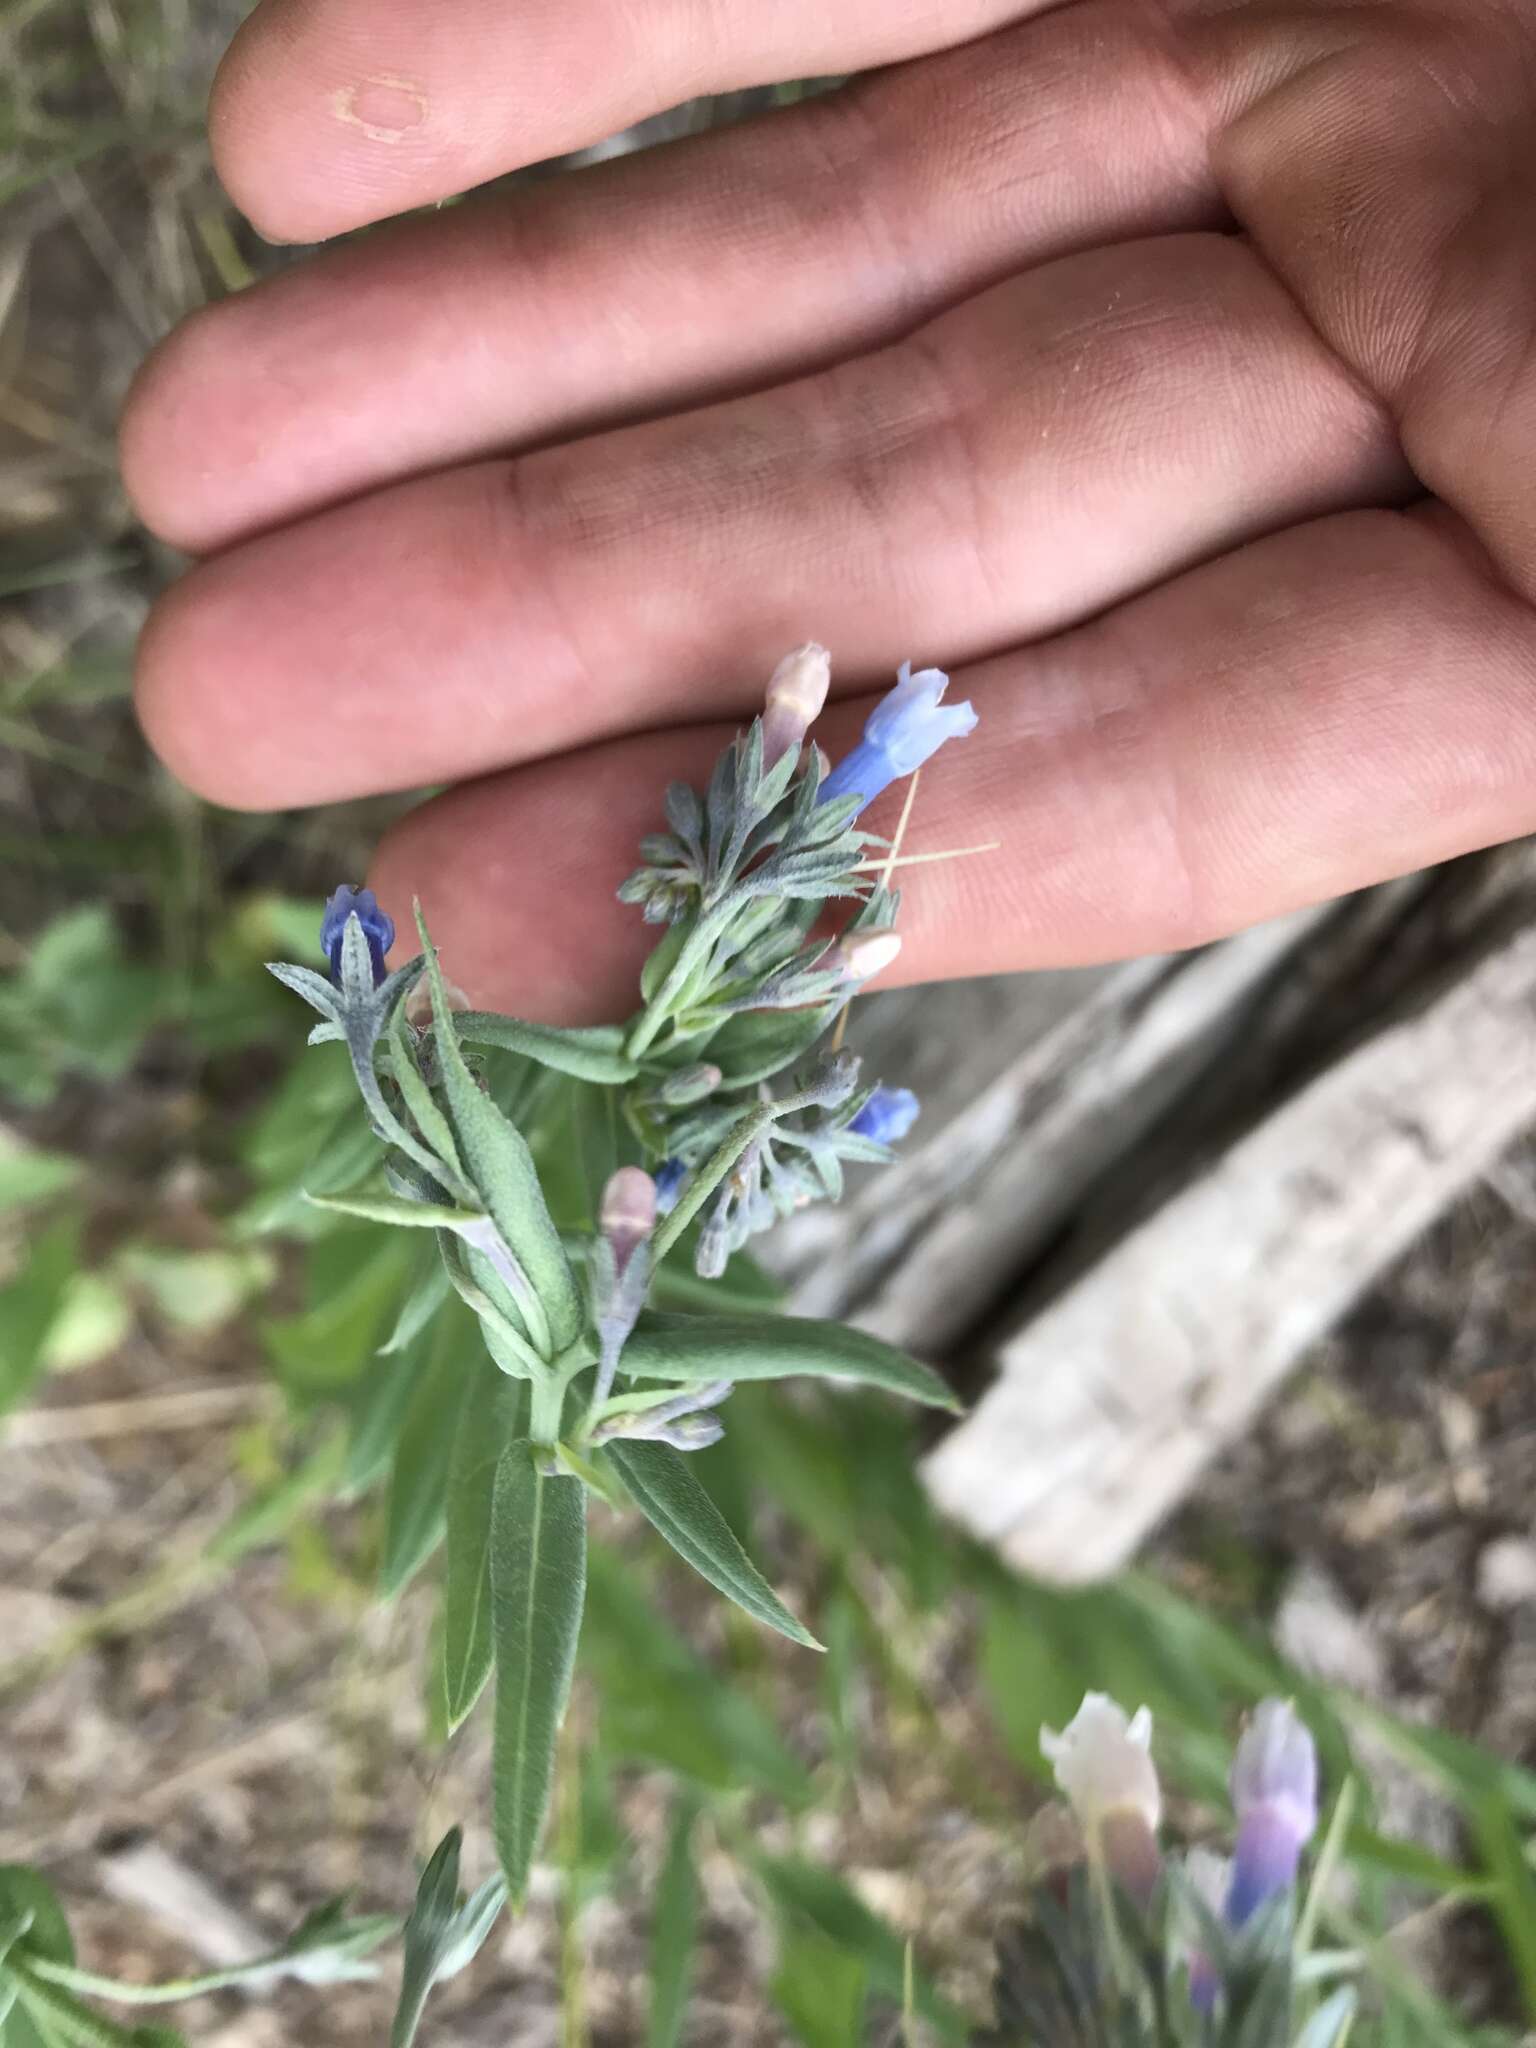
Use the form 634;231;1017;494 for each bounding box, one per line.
619;1312;958;1411
604;1440;819;1649
491;1444;587;1902
454;1013;639;1084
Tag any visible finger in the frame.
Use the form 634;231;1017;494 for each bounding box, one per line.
124;3;1220;553
210;0;1031;244
369;504;1536;1023
135;232;1405;810
1188;0;1536;597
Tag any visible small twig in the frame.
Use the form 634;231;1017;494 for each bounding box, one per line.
831;770;923;1054
1;1382;273;1450
853;840;1001;872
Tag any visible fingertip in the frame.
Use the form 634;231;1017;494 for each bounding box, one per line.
134;570;282;812
120;310;247;555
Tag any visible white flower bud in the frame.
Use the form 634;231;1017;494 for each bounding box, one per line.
762;642;832;766
834;931;902;984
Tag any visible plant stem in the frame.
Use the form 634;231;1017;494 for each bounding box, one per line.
649;1105;774;1268
624;904;731;1062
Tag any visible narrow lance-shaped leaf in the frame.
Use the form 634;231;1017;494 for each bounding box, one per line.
604;1440;820;1650
454;1013;640;1084
619;1312;959;1411
491;1443;588;1902
416;908;581;1354
380;1310;473;1598
388;1830;503;2048
647;1796;700;2048
442;1363;525;1731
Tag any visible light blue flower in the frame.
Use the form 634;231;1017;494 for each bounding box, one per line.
818;661;978;815
321;885;394;987
850;1086;920;1146
653;1157;689;1215
1226;1700;1319;1926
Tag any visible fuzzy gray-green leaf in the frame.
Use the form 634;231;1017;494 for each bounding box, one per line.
454;1013;640;1083
490;1443;587;1903
443;1362;524;1731
604;1439;820;1649
618;1312;959;1411
416;909;580;1354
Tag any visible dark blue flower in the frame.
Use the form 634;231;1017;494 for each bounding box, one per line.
653;1157;689;1214
850;1085;920;1146
819;661;977;815
1225;1700;1318;1926
321;885;395;987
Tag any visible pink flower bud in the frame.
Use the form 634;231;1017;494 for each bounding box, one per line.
599;1166;657;1274
762;642;832;766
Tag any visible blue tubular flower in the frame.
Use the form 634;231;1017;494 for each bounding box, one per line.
321;885;395;987
1225;1700;1319;1926
818;661;978;815
850;1085;920;1146
653;1157;689;1215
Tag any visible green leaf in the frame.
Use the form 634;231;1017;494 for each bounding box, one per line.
1469;1793;1536;2021
386;1002;466;1184
1294;1990;1357;2048
0;1872;71;1966
443;1362;525;1731
381;1307;475;1597
380;1252;452;1356
647;1798;699;2048
20;1900;393;2007
619;1311;958;1411
490;1444;587;1902
306;1190;490;1231
604;1440;820;1649
698;1002;840;1090
343;1340;432;1498
0;1139;79;1215
581;1545;808;1803
751;1856;962;2041
770;1929;867;2048
390;1830;463;2048
455;1013;639;1083
0;1220;79;1425
417;911;581;1354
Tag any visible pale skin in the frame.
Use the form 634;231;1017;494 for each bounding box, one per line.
122;0;1536;1023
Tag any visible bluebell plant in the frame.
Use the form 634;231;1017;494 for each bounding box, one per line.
262;646;977;1995
981;1694;1345;2048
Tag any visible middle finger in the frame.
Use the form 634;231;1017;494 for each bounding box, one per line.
135;230;1408;810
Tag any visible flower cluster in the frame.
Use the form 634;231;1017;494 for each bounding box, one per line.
612;647;973;1272
1008;1692;1325;2037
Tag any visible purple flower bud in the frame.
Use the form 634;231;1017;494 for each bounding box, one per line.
653;1158;688;1215
818;661;977;815
321;885;394;987
850;1085;920;1146
761;643;832;766
1226;1700;1319;1926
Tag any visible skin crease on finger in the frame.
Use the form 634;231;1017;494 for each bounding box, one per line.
367;505;1536;1025
132;230;1407;811
120;1;1223;553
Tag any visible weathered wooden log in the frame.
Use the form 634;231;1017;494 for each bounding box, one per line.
924;907;1536;1580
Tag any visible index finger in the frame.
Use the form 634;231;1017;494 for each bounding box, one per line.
211;0;1036;243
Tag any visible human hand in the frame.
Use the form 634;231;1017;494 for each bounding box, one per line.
122;0;1536;1021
